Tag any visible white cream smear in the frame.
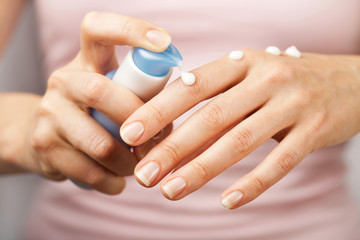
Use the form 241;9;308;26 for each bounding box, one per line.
228;50;244;60
285;46;302;58
181;71;196;85
266;46;281;56
178;62;196;86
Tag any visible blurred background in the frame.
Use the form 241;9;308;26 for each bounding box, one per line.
0;2;359;240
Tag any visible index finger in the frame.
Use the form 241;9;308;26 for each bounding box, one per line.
80;11;172;73
120;51;252;146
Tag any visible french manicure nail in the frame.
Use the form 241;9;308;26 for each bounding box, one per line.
120;122;144;144
221;191;243;209
162;177;186;199
146;29;171;49
135;161;160;186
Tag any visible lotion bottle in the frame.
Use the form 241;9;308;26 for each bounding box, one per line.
91;43;182;143
73;44;183;189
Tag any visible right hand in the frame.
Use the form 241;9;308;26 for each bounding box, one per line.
18;12;172;194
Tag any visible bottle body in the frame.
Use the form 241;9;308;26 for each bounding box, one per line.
72;44;181;189
91;48;173;142
112;48;172;102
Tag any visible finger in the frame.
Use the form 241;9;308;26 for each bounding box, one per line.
51;145;126;195
133;77;271;187
55;98;138;176
158;101;296;200
31;118;125;194
53;70;144;125
121;52;252;146
171;122;238;172
80;12;171;73
220;127;312;209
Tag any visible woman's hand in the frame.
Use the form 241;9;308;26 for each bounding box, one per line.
120;49;360;208
0;12;171;194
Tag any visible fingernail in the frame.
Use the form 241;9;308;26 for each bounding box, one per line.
221;191;243;209
162;177;186;199
121;122;144;144
135;161;160;186
146;29;171;49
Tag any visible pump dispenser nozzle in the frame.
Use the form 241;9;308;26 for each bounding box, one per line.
132;44;183;76
111;43;182;102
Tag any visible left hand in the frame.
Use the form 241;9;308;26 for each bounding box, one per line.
120;49;360;209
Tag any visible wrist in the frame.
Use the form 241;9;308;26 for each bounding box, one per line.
0;93;41;174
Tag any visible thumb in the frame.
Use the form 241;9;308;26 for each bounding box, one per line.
80;11;172;73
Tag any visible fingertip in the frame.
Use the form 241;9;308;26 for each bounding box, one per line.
161;176;186;200
134;161;160;187
105;176;127;195
145;28;172;52
221;190;244;210
120;121;145;146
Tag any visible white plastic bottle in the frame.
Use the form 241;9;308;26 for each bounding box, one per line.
73;44;182;189
91;43;182;143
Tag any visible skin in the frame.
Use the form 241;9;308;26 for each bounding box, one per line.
1;2;359;210
121;49;360;209
0;10;172;194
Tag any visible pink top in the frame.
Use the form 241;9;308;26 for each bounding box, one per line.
25;0;360;239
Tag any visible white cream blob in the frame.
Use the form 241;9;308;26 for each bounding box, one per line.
181;71;196;85
228;50;244;60
285;46;302;58
265;46;281;56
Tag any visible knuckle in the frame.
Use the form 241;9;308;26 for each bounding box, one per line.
31;135;55;152
148;101;168;125
86;165;106;186
277;151;298;173
290;88;312;109
80;77;109;106
230;128;255;155
248;174;269;196
264;60;296;85
47;70;64;90
160;140;180;163
118;16;133;37
89;134;116;161
81;11;100;35
199;103;226;133
310;110;328;132
31;127;56;152
182;71;206;98
30;132;44;151
38;160;60;179
191;160;212;182
36;104;51;119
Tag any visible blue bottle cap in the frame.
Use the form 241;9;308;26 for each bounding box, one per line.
132;43;183;77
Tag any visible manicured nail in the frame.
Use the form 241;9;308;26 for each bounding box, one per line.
135;161;160;186
120;122;144;144
221;191;243;209
162;177;186;199
146;29;171;49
